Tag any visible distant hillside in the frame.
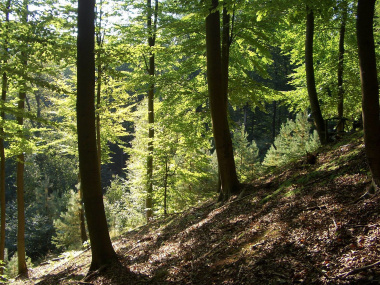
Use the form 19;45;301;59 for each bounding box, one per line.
14;132;380;284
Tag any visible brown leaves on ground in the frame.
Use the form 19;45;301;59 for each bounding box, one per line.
17;132;380;284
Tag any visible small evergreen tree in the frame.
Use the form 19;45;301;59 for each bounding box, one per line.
232;125;260;182
6;252;32;279
52;190;84;250
263;112;320;167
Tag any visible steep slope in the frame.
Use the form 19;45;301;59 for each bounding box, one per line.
15;132;380;284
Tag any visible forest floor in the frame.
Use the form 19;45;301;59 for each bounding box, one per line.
13;131;380;284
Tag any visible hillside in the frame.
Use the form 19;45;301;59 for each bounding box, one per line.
13;132;380;284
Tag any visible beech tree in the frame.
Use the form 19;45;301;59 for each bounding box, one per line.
0;0;10;272
305;6;326;144
337;1;347;132
356;0;380;188
205;0;239;201
77;0;118;271
15;0;29;276
145;0;158;222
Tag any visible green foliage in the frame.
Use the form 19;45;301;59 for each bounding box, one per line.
263;112;320;167
104;176;145;236
6;252;33;279
0;260;8;284
52;190;83;251
279;0;361;119
232;125;260;182
126;99;216;218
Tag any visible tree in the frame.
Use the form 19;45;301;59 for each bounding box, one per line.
0;0;10;272
77;0;117;271
337;1;347;132
356;0;380;188
145;0;158;222
305;6;326;144
205;0;239;201
232;125;259;182
16;0;29;277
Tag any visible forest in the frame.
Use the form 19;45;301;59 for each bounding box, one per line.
0;0;380;283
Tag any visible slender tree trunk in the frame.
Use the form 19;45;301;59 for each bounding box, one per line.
16;0;28;277
95;1;103;171
272;101;277;143
146;0;158;222
96;62;102;170
206;0;239;202
357;0;380;188
17;151;27;277
243;103;248;129
221;3;230;109
77;0;117;272
305;7;326;144
337;3;347;133
17;86;27;278
0;81;6;273
163;156;168;216
0;0;11;272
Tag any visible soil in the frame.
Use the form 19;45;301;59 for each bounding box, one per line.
13;132;380;284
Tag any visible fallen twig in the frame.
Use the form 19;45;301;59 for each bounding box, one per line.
336;260;380;278
305;205;327;211
352;191;372;204
347;224;380;228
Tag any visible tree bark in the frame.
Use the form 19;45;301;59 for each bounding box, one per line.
77;173;88;244
272;101;277;143
163;156;168;216
221;2;230;109
305;7;326;144
16;0;28;277
95;1;103;171
337;3;347;133
357;0;380;188
77;0;117;271
206;0;239;202
17;84;27;278
0;0;10;272
146;0;158;222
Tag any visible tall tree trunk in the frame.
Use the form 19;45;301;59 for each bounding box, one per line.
305;7;326;144
96;63;102;170
145;0;158;222
272;101;277;143
95;0;103;171
17;0;28;277
206;0;239;202
0;76;6;274
163;156;168;216
77;0;117;272
77;173;88;243
0;0;11;272
17;84;27;278
221;2;230;108
357;0;380;188
337;3;347;133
